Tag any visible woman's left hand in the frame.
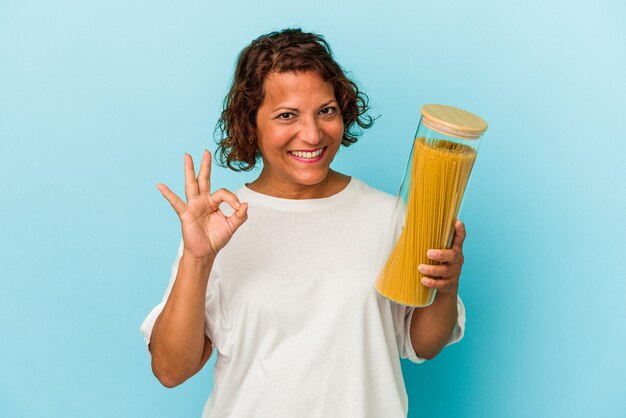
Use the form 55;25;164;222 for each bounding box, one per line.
418;219;466;294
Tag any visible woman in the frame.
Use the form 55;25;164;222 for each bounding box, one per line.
141;28;466;417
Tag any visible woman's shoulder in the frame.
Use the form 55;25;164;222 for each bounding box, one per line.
350;177;395;200
349;177;398;211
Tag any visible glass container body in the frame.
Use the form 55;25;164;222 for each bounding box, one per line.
374;117;484;307
400;123;483;235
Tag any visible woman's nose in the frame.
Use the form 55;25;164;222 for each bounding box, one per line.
298;116;322;145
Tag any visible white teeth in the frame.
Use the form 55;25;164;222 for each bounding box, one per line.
290;148;323;159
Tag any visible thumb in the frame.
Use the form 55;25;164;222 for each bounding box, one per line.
228;202;249;231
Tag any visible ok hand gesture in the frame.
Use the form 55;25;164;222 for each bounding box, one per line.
156;150;248;260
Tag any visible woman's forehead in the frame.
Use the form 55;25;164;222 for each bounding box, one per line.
262;71;336;109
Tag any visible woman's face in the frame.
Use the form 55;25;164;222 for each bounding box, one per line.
254;71;344;194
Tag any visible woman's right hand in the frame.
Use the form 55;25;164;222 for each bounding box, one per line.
156;150;248;260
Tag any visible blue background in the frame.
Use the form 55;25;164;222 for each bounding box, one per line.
1;0;624;417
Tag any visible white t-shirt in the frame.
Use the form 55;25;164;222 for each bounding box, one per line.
140;177;465;418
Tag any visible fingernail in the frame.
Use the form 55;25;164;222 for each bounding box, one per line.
427;250;437;258
421;278;430;286
418;264;427;273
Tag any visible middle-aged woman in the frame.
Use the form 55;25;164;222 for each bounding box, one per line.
141;28;467;417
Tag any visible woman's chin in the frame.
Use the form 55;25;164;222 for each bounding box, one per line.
290;168;333;186
289;176;326;188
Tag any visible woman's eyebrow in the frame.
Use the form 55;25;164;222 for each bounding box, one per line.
271;99;337;113
271;106;299;112
318;100;337;109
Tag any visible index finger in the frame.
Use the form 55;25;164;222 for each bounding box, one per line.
426;248;460;263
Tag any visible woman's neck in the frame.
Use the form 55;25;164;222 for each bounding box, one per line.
246;170;351;199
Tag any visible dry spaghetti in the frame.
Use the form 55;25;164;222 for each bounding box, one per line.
374;137;476;306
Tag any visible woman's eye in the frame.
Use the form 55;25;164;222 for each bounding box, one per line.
320;106;337;116
278;112;294;120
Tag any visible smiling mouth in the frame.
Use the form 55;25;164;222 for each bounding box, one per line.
288;147;327;160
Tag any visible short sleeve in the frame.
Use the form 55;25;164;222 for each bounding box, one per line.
139;241;184;356
400;294;466;363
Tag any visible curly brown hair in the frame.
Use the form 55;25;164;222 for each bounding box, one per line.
214;28;375;171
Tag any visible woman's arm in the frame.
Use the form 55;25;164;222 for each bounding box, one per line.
149;150;248;387
409;220;466;359
409;290;459;360
149;254;215;387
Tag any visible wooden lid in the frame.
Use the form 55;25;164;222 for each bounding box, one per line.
420;104;488;139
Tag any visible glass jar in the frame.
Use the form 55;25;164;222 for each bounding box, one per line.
374;104;488;307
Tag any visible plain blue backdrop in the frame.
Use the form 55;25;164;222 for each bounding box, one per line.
1;0;624;417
